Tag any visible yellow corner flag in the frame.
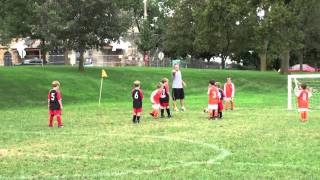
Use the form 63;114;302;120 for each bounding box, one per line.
101;69;108;78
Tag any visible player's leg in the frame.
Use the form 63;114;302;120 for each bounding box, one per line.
172;89;179;111
180;89;185;111
160;107;165;118
132;110;137;123
136;112;141;123
304;111;308;121
49;114;54;127
57;115;63;127
299;112;304;121
213;109;218;119
225;99;229;110
166;106;172;118
231;99;234;110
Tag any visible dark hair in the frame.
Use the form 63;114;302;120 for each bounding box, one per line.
209;80;216;85
300;83;307;89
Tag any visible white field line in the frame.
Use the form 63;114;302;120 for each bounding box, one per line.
0;131;231;179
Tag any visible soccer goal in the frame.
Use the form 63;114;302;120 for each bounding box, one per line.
288;74;320;110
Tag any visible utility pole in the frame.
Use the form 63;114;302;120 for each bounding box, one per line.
143;0;148;19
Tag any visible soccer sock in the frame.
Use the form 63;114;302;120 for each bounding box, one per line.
304;112;308;121
300;112;304;121
166;108;171;116
214;110;218;118
137;116;141;123
132;115;137;123
219;111;222;118
209;111;213;119
225;102;229;109
57;116;62;127
161;109;165;117
49;115;54;126
231;101;234;110
154;110;159;118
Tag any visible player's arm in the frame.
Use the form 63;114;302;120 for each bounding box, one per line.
308;88;313;98
47;91;51;109
57;92;63;110
231;83;235;98
182;80;186;87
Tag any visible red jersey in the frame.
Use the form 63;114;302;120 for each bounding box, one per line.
208;86;219;105
48;89;62;110
150;89;162;104
296;89;311;109
224;82;235;98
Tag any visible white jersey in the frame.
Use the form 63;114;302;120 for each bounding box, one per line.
172;71;183;89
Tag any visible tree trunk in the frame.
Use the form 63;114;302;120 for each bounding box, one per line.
259;52;267;71
280;49;290;75
221;56;226;69
259;39;269;71
64;48;69;65
78;50;85;71
40;38;47;64
298;49;304;71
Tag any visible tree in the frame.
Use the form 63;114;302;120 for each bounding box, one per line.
194;0;250;69
163;0;196;58
35;0;130;71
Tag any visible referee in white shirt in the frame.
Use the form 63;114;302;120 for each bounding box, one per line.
172;64;186;111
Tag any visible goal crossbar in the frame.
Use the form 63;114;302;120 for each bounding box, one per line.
288;74;320;110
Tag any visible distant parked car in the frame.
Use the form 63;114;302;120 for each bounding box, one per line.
22;57;43;65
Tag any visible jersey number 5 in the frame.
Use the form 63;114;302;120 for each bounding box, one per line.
51;93;55;101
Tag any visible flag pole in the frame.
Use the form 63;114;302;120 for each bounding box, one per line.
99;77;104;105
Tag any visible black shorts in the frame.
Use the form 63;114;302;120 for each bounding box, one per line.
172;88;184;100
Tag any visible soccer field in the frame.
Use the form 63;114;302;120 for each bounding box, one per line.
0;66;319;179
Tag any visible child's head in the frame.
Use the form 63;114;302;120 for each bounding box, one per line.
209;80;216;86
161;78;169;84
216;82;221;88
156;82;163;89
226;77;232;83
52;81;60;89
134;80;141;88
300;83;307;90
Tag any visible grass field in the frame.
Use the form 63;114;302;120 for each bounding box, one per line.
0;66;319;179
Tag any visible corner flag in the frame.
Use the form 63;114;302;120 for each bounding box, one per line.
101;69;108;78
99;69;108;105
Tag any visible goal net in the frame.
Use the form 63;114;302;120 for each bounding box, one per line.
288;74;320;110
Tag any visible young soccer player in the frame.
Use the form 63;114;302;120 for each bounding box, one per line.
208;80;220;120
216;82;225;119
132;80;144;124
160;78;172;118
295;83;312;122
48;81;63;128
224;77;235;110
150;82;163;119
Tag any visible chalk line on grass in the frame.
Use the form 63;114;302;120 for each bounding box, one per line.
0;131;231;178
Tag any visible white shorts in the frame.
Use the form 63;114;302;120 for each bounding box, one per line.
152;104;160;110
298;108;309;112
224;97;233;102
208;104;218;110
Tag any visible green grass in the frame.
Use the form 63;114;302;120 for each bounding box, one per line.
0;66;319;179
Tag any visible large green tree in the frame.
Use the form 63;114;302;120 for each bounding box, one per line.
35;0;130;71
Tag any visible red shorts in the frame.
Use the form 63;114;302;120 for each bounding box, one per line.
49;110;61;116
160;102;169;108
218;102;224;111
133;108;142;113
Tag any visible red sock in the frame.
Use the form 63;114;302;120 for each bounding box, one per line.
231;101;234;110
213;110;218;118
225;102;229;109
300;112;304;121
304;112;308;121
49;115;54;126
57;116;62;126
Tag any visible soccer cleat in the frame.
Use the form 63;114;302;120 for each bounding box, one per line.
58;125;64;128
174;107;179;112
181;107;186;112
161;115;165;118
149;112;154;117
167;115;172;119
48;125;53;128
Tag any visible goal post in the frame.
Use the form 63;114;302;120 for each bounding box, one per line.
288;74;320;110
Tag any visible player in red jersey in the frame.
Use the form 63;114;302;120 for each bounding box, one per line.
132;80;144;124
208;80;220;120
216;82;225;119
295;83;312;122
150;82;163;119
224;77;235;110
160;78;172;118
48;81;63;128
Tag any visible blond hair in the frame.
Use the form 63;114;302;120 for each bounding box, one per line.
52;81;60;88
216;82;221;88
157;82;163;89
161;78;169;83
134;80;141;87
